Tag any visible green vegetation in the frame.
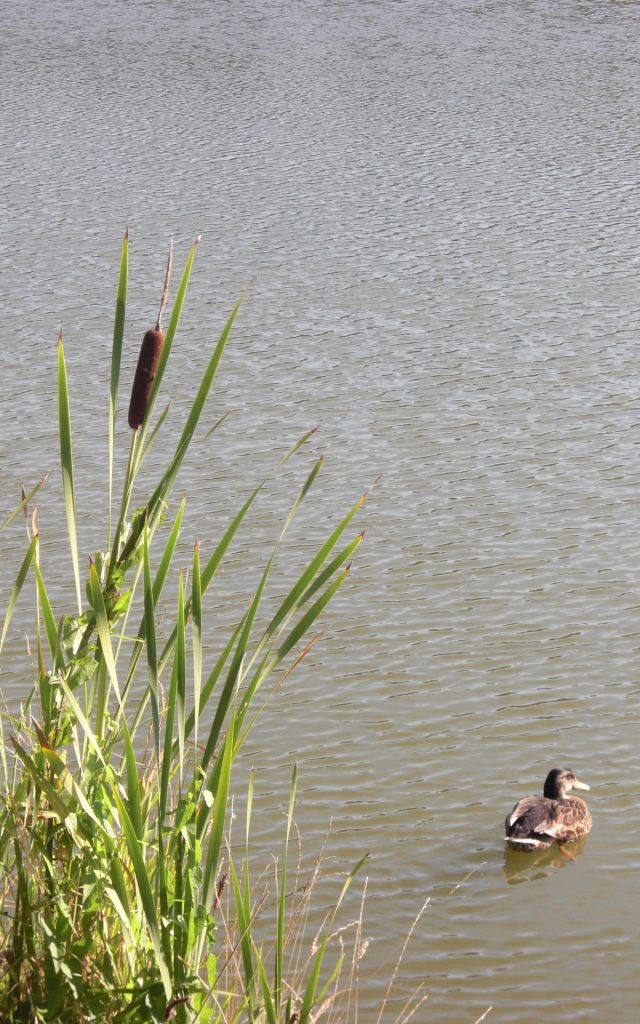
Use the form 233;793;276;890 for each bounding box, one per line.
0;235;369;1023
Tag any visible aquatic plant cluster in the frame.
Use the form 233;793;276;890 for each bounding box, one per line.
0;236;369;1023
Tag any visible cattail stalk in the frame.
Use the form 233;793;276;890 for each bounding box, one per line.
128;241;173;430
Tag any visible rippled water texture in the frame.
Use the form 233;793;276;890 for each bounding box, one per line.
2;1;640;1020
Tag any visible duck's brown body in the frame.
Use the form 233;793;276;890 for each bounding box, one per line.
504;767;592;851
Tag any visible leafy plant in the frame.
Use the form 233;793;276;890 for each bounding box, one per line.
0;234;369;1023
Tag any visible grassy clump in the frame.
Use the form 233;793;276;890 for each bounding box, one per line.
0;234;368;1023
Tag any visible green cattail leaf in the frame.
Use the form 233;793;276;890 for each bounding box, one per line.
122;719;143;841
268;490;366;638
111;784;173;999
57;338;82;613
229;475;363;691
88;563;124;715
108;229;128;547
142;523;160;766
202;718;234;909
123;497;185;706
229;862;258;1018
160;651;178;827
192;542;202;759
256;951;278;1024
176;572;186;774
199;553;275;778
32;560;64;673
0;534;38;656
276;567;350;663
179;624;239;754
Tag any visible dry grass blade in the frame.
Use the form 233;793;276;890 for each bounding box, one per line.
375;898;430;1024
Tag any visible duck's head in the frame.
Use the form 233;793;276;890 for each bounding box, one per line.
543;766;590;800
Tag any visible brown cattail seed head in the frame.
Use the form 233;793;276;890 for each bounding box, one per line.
128;328;164;429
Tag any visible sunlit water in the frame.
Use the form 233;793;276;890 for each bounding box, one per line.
2;1;640;1020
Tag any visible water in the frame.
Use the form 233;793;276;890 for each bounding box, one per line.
2;1;640;1020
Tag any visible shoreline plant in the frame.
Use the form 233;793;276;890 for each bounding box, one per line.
0;234;369;1023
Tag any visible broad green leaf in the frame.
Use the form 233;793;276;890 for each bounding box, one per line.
111;784;173;999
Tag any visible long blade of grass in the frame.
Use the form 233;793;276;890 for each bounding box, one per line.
160;651;178;828
255;951;278;1024
158;652;178;936
203;566;352;807
143;522;160;767
122;719;143;842
0;535;38;656
108;228;128;547
32;561;64;674
88;563;124;720
229;862;258;1022
267;489;367;638
199;552;275;780
231;483;364;692
202;716;234;911
191;541;202;762
121;497;185;708
57;336;82;613
176;572;186;777
180;624;239;753
157;430;319;689
274;565;350;665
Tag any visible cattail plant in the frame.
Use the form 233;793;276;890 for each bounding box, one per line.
0;234;372;1024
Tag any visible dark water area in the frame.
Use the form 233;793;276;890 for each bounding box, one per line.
2;1;640;1019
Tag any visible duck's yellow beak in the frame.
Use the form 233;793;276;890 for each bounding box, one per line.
572;778;590;791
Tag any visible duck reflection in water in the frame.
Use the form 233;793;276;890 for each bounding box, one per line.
503;835;588;884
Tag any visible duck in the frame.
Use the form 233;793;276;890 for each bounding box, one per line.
504;766;592;851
